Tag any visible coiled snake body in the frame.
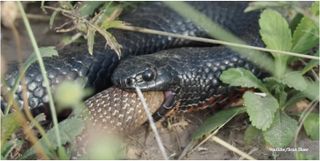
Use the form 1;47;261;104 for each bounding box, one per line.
2;2;265;156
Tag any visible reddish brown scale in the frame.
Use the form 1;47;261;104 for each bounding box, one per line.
181;88;250;113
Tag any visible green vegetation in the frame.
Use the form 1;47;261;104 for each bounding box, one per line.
1;1;318;160
192;2;319;159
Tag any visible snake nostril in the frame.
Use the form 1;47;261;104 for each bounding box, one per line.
125;78;134;87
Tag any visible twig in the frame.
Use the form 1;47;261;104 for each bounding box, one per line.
17;1;62;148
239;147;258;160
135;87;169;160
117;25;319;60
211;136;256;160
41;3;320;61
24;14;51;21
177;141;195;160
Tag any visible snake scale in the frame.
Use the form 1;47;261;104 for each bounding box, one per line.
1;2;266;158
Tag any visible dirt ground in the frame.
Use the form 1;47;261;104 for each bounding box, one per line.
1;3;319;160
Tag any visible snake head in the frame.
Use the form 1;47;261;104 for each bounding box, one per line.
112;54;177;91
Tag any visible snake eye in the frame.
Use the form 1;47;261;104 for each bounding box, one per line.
142;69;155;81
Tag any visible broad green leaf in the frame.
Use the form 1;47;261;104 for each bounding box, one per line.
263;111;298;148
259;9;292;52
303;112;319;140
302;80;319;101
278;90;288;108
87;28;96;55
263;77;282;89
244;92;279;130
292;2;319;53
79;1;104;17
21;117;85;159
220;68;267;93
192;107;246;140
263;78;287;107
244;125;262;145
1;113;21;147
281;71;307;91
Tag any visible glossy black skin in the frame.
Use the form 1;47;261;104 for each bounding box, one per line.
112;47;264;111
111;2;266;111
1;2;262;114
1;2;224;111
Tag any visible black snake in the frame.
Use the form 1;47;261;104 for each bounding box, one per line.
1;2;266;157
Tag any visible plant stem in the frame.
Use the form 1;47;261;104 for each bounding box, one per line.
118;25;320;61
211;136;256;160
274;55;287;78
135;87;169;160
17;2;62;148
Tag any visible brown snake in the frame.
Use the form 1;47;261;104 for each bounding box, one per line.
71;87;164;159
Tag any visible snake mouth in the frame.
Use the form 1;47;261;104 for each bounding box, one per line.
152;90;176;121
162;91;176;109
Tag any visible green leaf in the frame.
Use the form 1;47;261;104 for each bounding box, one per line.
289;13;303;32
21;117;85;159
259;9;292;52
302;80;319;101
302;59;319;75
54;80;91;109
245;2;290;13
48;117;86;146
303;112;319;140
244;125;262;145
1;113;21;147
264;77;282;88
192;107;245;140
281;71;307;91
26;46;58;68
283;91;307;109
291;2;319;53
263;111;298;148
220;68;267;93
79;1;104;17
1;139;23;159
244;92;279;130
